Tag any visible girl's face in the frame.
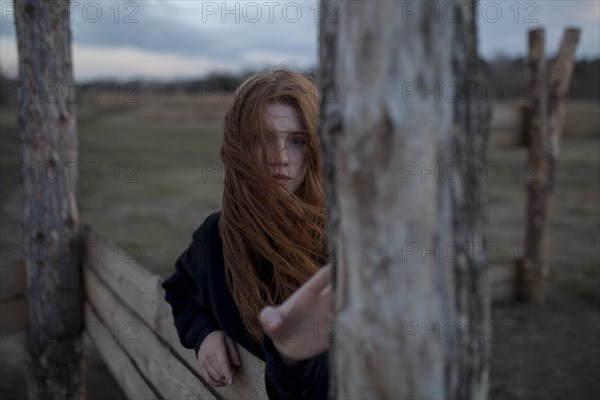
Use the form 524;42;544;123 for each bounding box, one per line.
257;103;308;194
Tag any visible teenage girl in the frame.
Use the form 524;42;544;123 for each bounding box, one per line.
162;69;332;399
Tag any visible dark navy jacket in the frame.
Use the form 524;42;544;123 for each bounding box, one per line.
161;211;329;399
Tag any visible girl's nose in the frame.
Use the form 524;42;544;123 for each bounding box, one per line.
269;141;289;165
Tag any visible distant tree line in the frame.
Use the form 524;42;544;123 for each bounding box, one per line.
485;56;599;102
569;58;600;100
1;58;597;106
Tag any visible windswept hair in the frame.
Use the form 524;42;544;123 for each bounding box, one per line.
219;69;327;341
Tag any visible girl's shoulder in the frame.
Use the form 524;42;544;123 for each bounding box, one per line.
191;211;222;245
185;211;224;280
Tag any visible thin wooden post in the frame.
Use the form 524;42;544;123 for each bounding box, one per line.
518;28;548;302
13;1;84;398
518;28;580;303
548;28;581;157
319;1;490;398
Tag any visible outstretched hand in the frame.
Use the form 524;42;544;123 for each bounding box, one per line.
259;265;333;364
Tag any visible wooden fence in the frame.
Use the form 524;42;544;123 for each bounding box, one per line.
82;229;268;399
0;230;516;399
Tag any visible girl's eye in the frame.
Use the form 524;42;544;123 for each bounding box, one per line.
288;137;306;148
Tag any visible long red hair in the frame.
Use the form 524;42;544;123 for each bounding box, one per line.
219;69;327;341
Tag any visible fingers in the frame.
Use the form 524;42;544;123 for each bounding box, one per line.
216;348;233;385
260;266;332;337
320;283;332;299
260;306;282;326
225;335;241;368
197;331;238;387
303;265;332;295
203;362;226;387
260;306;284;338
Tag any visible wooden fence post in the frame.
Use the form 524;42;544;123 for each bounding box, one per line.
319;2;490;398
548;29;581;157
518;28;580;302
518;28;549;302
13;1;84;398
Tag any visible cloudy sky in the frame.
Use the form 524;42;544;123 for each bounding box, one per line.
1;0;598;81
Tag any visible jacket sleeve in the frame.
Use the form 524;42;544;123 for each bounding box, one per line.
162;229;220;356
261;336;329;400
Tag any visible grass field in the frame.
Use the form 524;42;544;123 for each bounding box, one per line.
2;96;597;288
1;93;229;276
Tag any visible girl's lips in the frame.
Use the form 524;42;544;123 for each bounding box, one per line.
272;174;291;181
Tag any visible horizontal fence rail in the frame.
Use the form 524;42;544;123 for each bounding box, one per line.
82;228;268;400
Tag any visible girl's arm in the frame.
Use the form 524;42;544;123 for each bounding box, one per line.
259;265;332;399
260;265;332;360
162;245;220;355
162;214;241;387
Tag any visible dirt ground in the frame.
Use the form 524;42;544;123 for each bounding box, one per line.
0;337;127;400
490;287;599;399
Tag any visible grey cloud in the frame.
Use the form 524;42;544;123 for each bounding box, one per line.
69;1;316;62
1;1;317;67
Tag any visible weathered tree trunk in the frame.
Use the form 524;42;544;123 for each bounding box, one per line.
319;2;490;398
13;1;84;398
518;28;580;303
